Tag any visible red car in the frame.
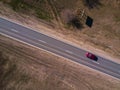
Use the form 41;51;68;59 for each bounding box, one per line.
86;52;98;61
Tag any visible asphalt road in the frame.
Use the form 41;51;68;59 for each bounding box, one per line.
0;17;120;79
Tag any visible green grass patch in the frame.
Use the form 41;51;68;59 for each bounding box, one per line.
9;0;23;10
114;14;120;22
35;8;52;21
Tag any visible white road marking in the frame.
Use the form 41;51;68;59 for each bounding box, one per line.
92;61;99;64
38;39;46;43
11;28;18;32
65;50;73;54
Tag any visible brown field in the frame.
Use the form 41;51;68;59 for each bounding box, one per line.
0;34;120;90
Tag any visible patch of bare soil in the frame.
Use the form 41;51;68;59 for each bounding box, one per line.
0;0;120;63
0;33;120;90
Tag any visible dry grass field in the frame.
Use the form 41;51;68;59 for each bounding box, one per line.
0;34;120;90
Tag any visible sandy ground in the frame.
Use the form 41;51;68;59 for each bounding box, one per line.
0;1;120;65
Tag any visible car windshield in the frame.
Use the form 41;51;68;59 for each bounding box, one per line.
88;53;92;57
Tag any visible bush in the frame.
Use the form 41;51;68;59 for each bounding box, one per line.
9;0;23;10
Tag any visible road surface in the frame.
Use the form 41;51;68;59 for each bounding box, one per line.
0;17;120;79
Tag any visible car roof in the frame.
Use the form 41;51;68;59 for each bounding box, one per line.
88;53;92;57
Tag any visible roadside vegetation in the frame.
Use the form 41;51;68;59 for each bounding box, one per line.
1;0;53;21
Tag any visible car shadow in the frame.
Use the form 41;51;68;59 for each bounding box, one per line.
94;56;98;61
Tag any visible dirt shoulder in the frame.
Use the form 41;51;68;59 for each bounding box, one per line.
0;33;120;90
